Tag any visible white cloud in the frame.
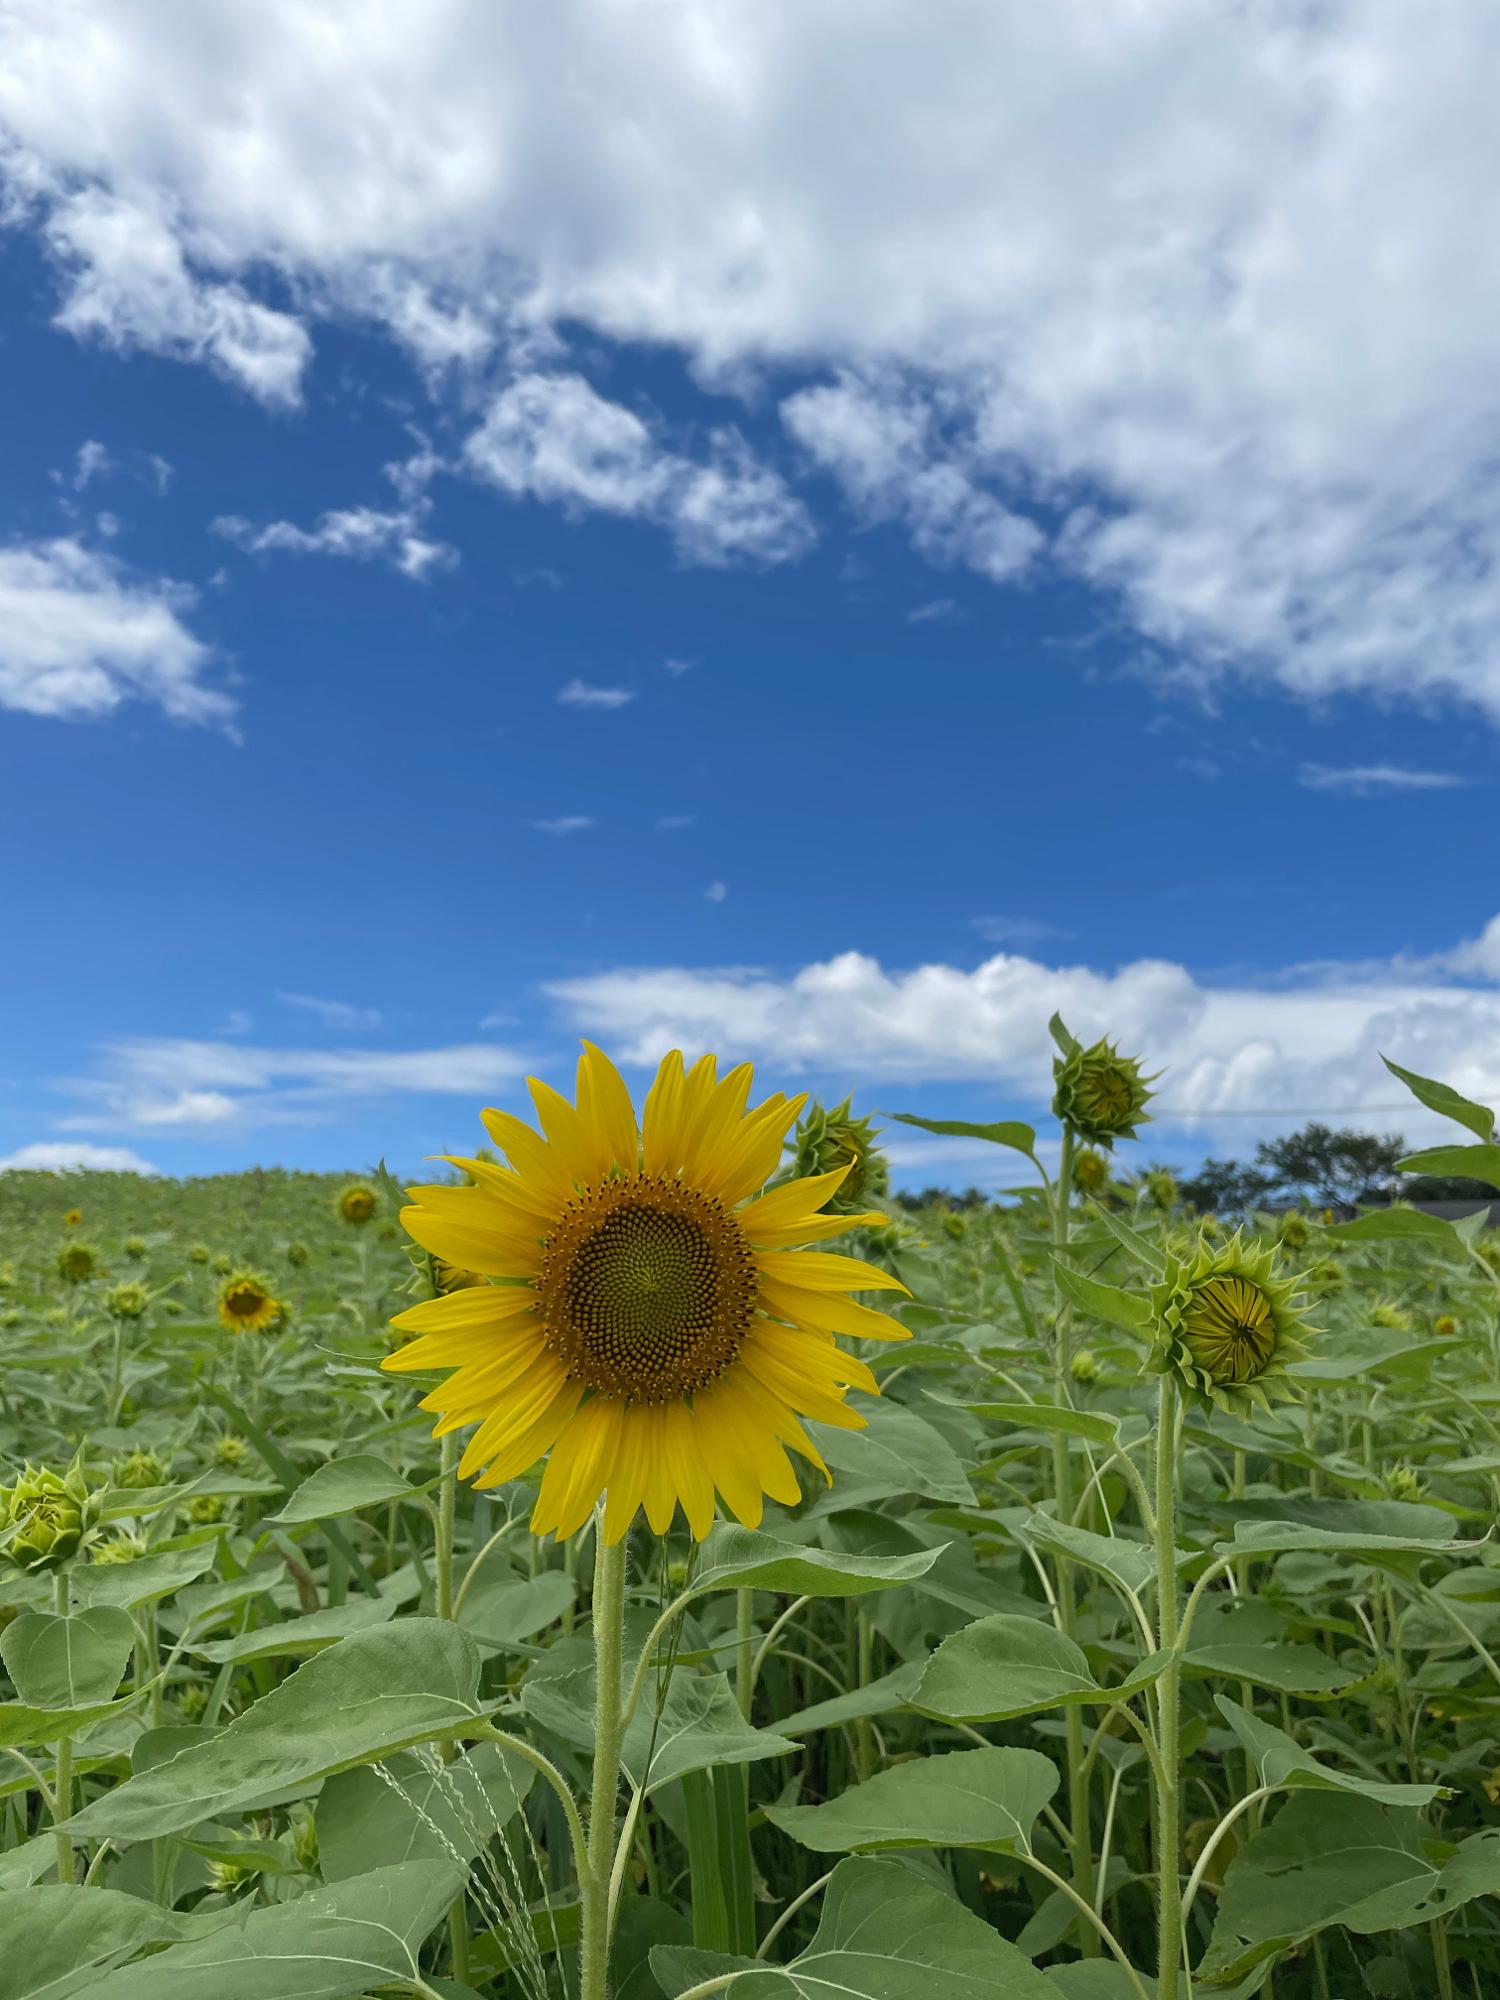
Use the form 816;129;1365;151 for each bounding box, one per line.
545;919;1500;1147
532;815;595;835
0;1141;159;1175
56;1036;531;1135
466;373;812;566
277;992;384;1031
8;7;1500;711
664;656;698;676
0;538;229;726
704;881;728;903
72;440;111;489
657;815;694;831
214;504;454;581
972;915;1068;948
45;190;309;405
906;598;959;626
557;678;634;711
1299;763;1470;795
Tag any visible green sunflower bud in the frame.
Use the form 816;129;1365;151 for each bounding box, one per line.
1052;1034;1154;1149
56;1242;98;1285
1143;1168;1177;1211
92;1533;147;1565
789;1098;890;1213
210;1252;233;1276
1277;1212;1310;1249
1070;1349;1101;1384
188;1494;228;1525
1369;1300;1412;1331
213;1434;249;1467
2;1462;99;1572
1073;1150;1109;1194
1386;1462;1423;1502
124;1236;148;1261
178;1681;209;1721
105;1281;149;1321
1146;1230;1316;1416
114;1447;166;1489
189;1244;210;1265
338;1182;378;1226
1434;1314;1458;1337
286;1240;310;1267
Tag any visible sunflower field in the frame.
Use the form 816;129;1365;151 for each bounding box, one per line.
4;1030;1500;2000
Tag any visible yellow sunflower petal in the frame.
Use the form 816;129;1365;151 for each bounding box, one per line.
755;1250;909;1296
390;1286;538;1337
743;1211;888;1249
532;1397;628;1540
699;1095;809;1206
660;1400;716;1538
400;1205;539;1279
678;1065;757;1185
758;1278;912;1343
528;1076;597;1186
479;1106;579;1205
420;1325;551;1422
602;1407;656;1544
435;1157;558;1223
738;1167;850;1229
638;1408;679;1535
458;1351;577;1478
472;1381;585;1489
578;1042;640;1178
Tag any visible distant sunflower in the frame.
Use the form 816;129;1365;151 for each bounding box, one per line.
338;1184;377;1226
64;1208;83;1228
217;1271;282;1334
385;1043;909;1543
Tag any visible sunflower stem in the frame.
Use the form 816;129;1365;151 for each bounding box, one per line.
581;1526;629;2000
433;1429;469;1986
1153;1373;1183;2000
1049;1120;1097;1945
52;1567;75;1885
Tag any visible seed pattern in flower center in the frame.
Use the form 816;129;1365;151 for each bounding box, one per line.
535;1175;758;1403
1181;1275;1276;1383
224;1283;269;1321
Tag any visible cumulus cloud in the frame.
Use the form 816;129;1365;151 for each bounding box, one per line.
0;537;229;725
0;1141;160;1174
466;373;812;566
56;1036;531;1135
545;922;1500;1147
7;6;1500;710
214;504;454;581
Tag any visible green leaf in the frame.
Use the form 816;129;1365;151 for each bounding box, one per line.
681;1525;943;1602
808;1399;975;1506
1214;1519;1484;1578
460;1572;576;1650
1395;1142;1500;1189
0;1694;143;1747
524;1664;794;1794
268;1453;430;1524
963;1402;1121;1447
1;1608;136;1709
1089;1205;1167;1274
0;1884;179;2000
650;1854;1058;1998
885;1112;1039;1162
914;1614;1169;1723
1325;1206;1463;1246
1214;1696;1440;1806
316;1743;532;1879
1183;1641;1367;1696
66;1618;489;1842
1201;1792;1500;1985
188;1596;397;1664
1382;1056;1494;1141
1052;1261;1151;1333
776;1662;926;1738
70;1543;219;1611
71;1861;460;1999
1019;1513;1156;1596
765;1746;1057;1856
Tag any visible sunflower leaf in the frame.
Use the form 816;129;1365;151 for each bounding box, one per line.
1;1608;136;1710
268;1453;433;1523
764;1745;1059;1855
1382;1056;1495;1141
883;1112;1039;1165
681;1525;943;1601
913;1613;1169;1722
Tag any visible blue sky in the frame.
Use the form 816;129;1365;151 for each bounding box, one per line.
3;3;1500;1187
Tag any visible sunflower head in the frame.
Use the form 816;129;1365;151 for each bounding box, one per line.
188;1493;228;1525
105;1281;148;1322
1386;1462;1423;1502
114;1447;166;1489
1147;1229;1315;1415
56;1242;98;1285
1;1462;98;1573
92;1533;146;1566
1073;1149;1109;1194
213;1434;249;1467
385;1043;909;1545
1276;1211;1310;1248
124;1235;147;1260
1070;1348;1101;1384
217;1271;282;1334
188;1243;210;1265
1435;1314;1458;1337
64;1209;82;1228
286;1240;310;1267
1051;1033;1154;1149
789;1098;890;1213
338;1183;378;1227
1144;1168;1177;1211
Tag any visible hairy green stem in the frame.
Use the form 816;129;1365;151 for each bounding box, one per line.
581;1530;629;2000
1154;1374;1183;2000
433;1430;468;1986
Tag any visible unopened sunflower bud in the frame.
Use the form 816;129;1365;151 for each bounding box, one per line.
56;1242;98;1284
1144;1168;1176;1211
1;1462;99;1572
790;1098;890;1213
1052;1037;1153;1149
1146;1231;1315;1416
1434;1314;1458;1337
338;1183;378;1226
114;1447;166;1489
105;1281;148;1321
1073;1150;1109;1194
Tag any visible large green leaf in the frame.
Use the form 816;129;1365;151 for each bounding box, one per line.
1052;1263;1151;1334
777;1663;926;1738
682;1525;943;1601
1183;1641;1366;1696
810;1399;975;1506
0;1693;143;1747
523;1664;795;1794
67;1618;488;1841
1382;1056;1495;1140
884;1112;1039;1162
460;1572;576;1650
70;1542;219;1611
650;1854;1057;1997
188;1597;397;1664
1200;1793;1500;1985
1396;1141;1500;1188
1;1608;136;1709
71;1862;461;1999
1214;1519;1483;1577
1325;1207;1463;1246
317;1743;532;1878
268;1453;430;1523
1214;1696;1439;1806
0;1885;179;2000
964;1403;1121;1447
1019;1513;1155;1596
765;1746;1057;1856
915;1614;1168;1723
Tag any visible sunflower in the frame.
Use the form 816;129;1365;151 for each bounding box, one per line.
217;1271;282;1334
1146;1230;1315;1415
384;1044;909;1543
338;1183;377;1226
64;1208;82;1228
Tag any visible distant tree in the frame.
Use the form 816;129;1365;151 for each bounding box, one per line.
1250;1123;1405;1209
1177;1157;1272;1214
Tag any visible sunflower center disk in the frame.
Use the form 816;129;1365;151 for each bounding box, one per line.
1182;1275;1275;1384
537;1176;759;1403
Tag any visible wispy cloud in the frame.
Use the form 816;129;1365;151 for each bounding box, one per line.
704;880;728;903
532;815;596;835
214;503;454;581
971;915;1069;948
1299;763;1470;795
277;992;384;1032
657;815;694;831
664;655;698;675
557;678;635;711
906;597;960;625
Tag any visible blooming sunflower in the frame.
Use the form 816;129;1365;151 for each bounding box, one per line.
217;1271;282;1334
384;1044;909;1543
